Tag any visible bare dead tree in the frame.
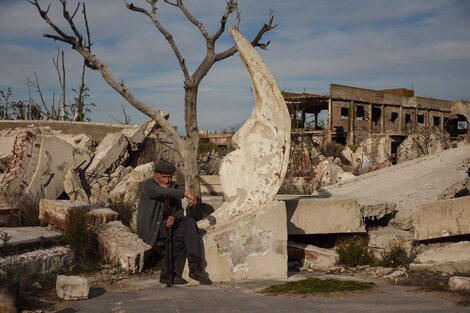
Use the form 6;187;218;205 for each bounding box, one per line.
29;0;276;197
109;103;133;125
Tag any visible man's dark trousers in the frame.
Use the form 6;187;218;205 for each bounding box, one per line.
159;216;203;277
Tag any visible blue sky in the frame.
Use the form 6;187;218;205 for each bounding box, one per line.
1;0;469;132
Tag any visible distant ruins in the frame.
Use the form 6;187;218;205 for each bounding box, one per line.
283;83;469;149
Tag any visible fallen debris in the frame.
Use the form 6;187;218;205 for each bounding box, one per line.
56;275;89;300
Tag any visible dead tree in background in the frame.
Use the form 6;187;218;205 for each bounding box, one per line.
29;0;276;198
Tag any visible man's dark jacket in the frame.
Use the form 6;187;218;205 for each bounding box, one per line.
136;178;185;246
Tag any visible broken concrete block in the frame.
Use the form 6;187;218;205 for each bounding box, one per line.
63;168;89;203
87;208;118;226
449;276;470;291
0;226;63;249
109;162;154;232
56;275;89;300
0;246;76;289
201;201;287;282
94;221;151;274
39;199;97;230
413;196;470;240
288;241;337;271
0;131;91;204
85;132;129;183
410;241;470;274
286;198;366;235
368;227;413;259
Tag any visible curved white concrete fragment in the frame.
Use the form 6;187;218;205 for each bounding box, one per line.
199;28;291;229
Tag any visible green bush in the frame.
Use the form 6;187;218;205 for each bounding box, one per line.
335;236;376;267
381;243;409;268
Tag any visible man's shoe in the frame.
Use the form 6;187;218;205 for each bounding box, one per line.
189;268;212;285
159;271;188;285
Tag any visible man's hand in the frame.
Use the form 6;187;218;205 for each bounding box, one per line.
165;215;176;227
184;191;197;207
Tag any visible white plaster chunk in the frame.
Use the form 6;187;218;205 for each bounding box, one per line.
410;241;470;274
201;201;287;282
94;221;151;274
286;198;366;235
56;275;89;300
199;28;290;230
288;242;338;271
413;196;470;240
449;276;470;291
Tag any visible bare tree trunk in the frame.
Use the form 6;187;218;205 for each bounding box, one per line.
182;85;201;198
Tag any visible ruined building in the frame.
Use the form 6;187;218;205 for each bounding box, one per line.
283;84;470;152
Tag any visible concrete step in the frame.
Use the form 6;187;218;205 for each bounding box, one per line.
0;226;63;251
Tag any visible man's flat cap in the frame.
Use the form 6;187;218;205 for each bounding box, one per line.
154;160;176;174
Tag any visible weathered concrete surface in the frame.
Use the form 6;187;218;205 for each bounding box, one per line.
313;145;470;230
50;272;470;313
63;168;89;202
39;199;97;230
87;208;118;226
0;120;133;143
199;29;291;229
410;241;470;274
0;246;76;288
413;196;470;240
368;227;413;259
0;130;91;203
85;132;129;185
288;241;337;271
202;201;287;282
449;276;470;291
56;275;89;300
286;198;366;235
94;221;151;274
0;226;63;247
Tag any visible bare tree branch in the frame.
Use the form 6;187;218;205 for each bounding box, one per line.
165;0;210;40
212;0;238;41
125;0;190;80
214;8;277;61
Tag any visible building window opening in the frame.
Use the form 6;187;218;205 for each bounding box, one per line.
405;114;411;124
433;116;440;126
417;114;424;124
372;107;381;125
390;112;399;123
356;106;364;120
340;107;349;119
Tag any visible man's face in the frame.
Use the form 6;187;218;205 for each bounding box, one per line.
154;172;172;188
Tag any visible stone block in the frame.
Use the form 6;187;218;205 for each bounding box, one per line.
85;132;129;182
201;201;287;282
39;199;97;231
288;241;337;271
286;198;366;235
63;168;89;203
0;246;76;289
0;226;63;249
200;175;223;195
94;221;151;274
449;276;470;291
410;241;470;274
56;275;89;300
87;208;119;226
368;227;413;259
413;196;470;240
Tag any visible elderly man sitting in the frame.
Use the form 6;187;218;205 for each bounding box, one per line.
136;160;210;284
